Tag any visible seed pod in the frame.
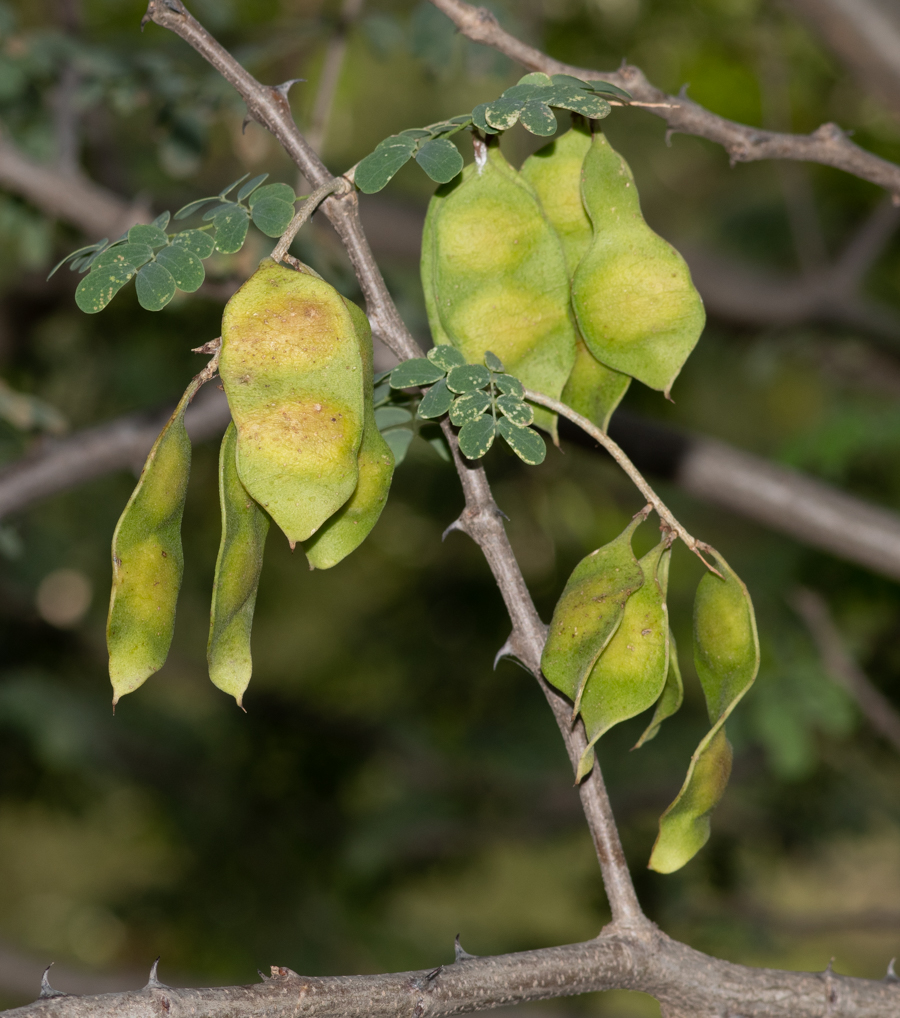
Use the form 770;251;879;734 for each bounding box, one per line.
648;549;759;873
572;130;705;396
421;140;577;438
107;377;198;705
521;124;630;432
576;539;671;781
220;259;364;547
633;627;683;748
207;422;270;707
304;298;395;569
542;512;646;707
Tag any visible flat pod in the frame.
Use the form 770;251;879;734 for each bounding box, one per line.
521;126;630;432
423;142;576;438
648;548;759;873
541;513;645;706
572;131;705;395
576;539;671;780
208;422;270;707
107;377;197;704
220;260;364;547
304;298;395;569
634;627;684;748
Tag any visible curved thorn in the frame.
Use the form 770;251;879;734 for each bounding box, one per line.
886;958;899;982
273;78;305;99
442;518;466;542
493;637;515;671
146;957;169;989
40;964;67;999
454;935;478;962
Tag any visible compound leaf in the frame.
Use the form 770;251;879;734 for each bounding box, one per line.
213;204;250;254
415;138;463;183
498;417;545;465
457;414;496;459
155;244;204;293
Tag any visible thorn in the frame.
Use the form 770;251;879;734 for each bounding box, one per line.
272;79;305;101
145;958;169;990
426;966;443;982
242;113;254;135
493;637;515;671
886;958;899;982
454;935;477;961
664;129;674;147
192;338;221;355
494;506;509;522
442;517;466;542
678;82;689;98
40;965;67;999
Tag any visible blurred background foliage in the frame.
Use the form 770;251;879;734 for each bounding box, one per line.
0;1;899;1016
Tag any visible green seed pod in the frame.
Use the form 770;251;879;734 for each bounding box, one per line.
633;627;683;748
572;130;705;396
521;124;630;432
207;422;270;707
648;549;759;873
541;512;645;707
304;298;395;569
576;539;671;781
107;377;197;705
220;259;364;547
422;141;577;438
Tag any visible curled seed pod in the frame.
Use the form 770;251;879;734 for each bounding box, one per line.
541;512;646;707
576;539;671;781
633;627;684;748
649;548;759;873
107;377;198;705
304;298;395;569
572;130;705;397
220;259;365;547
521;123;630;432
208;422;270;707
422;140;576;438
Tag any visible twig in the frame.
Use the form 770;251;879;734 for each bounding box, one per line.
791;587;900;753
270;177;347;263
427;0;900;197
141;0;643;927
525;388;717;573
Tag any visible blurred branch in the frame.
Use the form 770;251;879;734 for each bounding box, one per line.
791;587;900;752
0;135;149;238
429;0;900;195
785;0;900;121
307;0;365;155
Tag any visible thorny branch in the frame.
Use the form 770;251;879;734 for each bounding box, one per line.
5;1;899;1015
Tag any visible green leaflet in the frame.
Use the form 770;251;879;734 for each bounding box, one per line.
634;628;684;748
208;422;270;707
421;142;577;439
572;130;705;396
304;298;395;569
107;377;197;704
576;539;671;781
541;513;645;707
521;125;630;432
649;549;760;873
220;259;365;548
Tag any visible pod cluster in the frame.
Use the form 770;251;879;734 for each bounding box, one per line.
107;260;394;708
421;119;705;440
541;517;759;872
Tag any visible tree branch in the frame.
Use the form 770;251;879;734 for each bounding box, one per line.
791;586;900;752
428;0;900;196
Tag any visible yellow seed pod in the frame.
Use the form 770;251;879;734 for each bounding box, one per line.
572;130;705;396
304;297;394;569
576;539;671;781
521;124;630;432
207;422;270;707
220;259;364;547
107;377;198;705
422;141;577;438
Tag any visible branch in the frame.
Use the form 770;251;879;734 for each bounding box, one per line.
791;587;900;752
141;0;644;928
428;0;900;195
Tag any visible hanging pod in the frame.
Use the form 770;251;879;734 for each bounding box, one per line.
541;512;646;709
207;422;270;707
648;548;759;873
107;376;199;705
304;297;395;569
220;259;365;548
421;140;576;438
521;123;630;432
575;538;671;781
572;130;705;396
